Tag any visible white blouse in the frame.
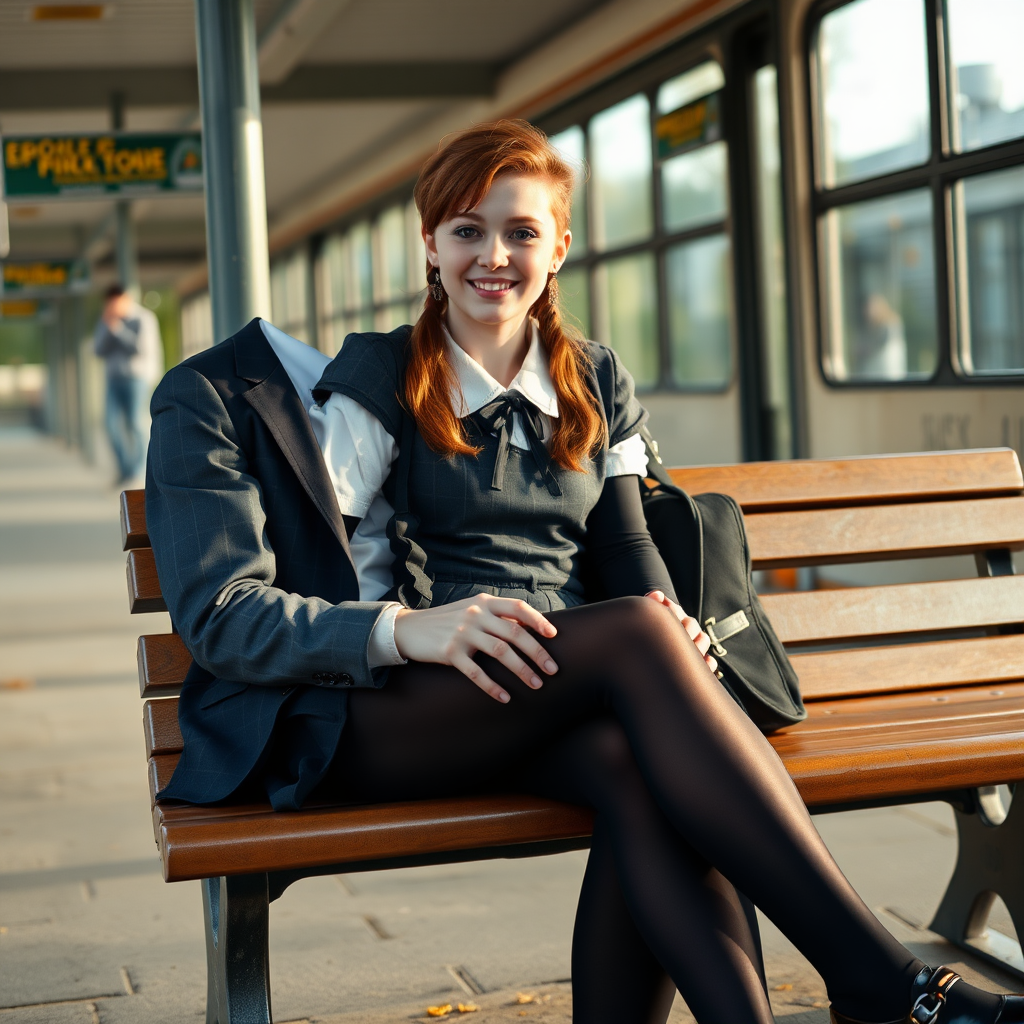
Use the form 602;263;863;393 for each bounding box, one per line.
260;320;649;664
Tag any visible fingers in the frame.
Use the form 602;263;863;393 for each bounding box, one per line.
480;599;558;674
681;615;710;651
705;654;719;674
451;653;510;703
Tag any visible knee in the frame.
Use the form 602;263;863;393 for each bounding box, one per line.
606;594;680;645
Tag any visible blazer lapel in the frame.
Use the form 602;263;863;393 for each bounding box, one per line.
234;320;353;556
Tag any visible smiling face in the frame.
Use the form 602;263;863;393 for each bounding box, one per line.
424;173;571;341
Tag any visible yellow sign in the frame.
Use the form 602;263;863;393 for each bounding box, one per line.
655;92;722;160
0;300;39;318
4;262;68;289
2;131;203;200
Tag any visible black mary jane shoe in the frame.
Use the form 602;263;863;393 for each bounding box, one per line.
829;965;1024;1024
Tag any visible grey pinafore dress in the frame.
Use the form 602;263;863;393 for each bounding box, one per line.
313;326;648;611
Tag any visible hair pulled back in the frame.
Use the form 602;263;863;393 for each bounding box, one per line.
407;119;604;471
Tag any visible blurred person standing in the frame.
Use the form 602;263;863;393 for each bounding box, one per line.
93;284;163;484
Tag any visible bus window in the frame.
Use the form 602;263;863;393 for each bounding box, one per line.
657;61;724;114
815;0;930;187
589;94;653;249
557;264;591;338
822;189;937;382
549;125;588;255
666;234;731;387
270;246;310;343
662;142;728;233
953;165;1024;375
594;253;659;388
947;0;1024;153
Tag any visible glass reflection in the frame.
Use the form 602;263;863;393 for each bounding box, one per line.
662;141;728;233
822;189;937;381
948;0;1024;152
557;265;591;338
550;125;588;255
657;61;725;114
666;234;732;387
816;0;930;186
954;165;1024;374
594;253;659;388
376;205;408;302
589;95;653;249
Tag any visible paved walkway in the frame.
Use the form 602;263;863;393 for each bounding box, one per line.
0;427;1020;1023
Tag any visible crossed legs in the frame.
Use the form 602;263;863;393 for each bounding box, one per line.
328;597;920;1023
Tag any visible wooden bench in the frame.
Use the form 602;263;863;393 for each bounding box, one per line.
123;447;1024;1024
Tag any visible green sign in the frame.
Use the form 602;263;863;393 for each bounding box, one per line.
2;260;89;295
655;92;722;161
1;131;203;200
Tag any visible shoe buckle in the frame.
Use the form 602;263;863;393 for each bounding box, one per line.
909;993;943;1024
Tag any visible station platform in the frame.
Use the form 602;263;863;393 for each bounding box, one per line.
0;426;1019;1024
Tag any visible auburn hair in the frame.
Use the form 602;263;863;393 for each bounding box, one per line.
406;119;604;471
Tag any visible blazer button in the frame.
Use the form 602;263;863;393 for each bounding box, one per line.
340;673;354;686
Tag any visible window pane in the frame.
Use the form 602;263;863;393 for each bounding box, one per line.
822;189;937;381
666;234;732;387
375;302;410;333
816;0;930;187
947;0;1024;152
954;165;1024;374
406;198;426;297
376;205;407;302
349;221;374;313
270;260;287;327
557;264;591;338
657;61;725;114
662;141;728;233
589;95;653;249
594;252;659;388
550;125;588;255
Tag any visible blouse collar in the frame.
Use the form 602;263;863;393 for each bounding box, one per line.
444;321;559;420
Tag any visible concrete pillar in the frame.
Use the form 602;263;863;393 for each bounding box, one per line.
194;0;272;342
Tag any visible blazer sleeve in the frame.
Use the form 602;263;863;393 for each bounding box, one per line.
146;363;389;689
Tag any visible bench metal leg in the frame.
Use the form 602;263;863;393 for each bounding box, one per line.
930;788;1024;979
202;874;272;1024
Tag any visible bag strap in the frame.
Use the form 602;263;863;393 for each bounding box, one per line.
639;423;683;493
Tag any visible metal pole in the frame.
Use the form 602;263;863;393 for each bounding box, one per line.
194;0;272;342
110;91;140;298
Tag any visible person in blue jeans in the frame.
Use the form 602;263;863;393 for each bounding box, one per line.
93;284;163;484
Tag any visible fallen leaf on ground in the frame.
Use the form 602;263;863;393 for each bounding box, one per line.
772;983;793;991
426;1005;452;1017
516;993;535;1004
0;678;34;690
457;1004;478;1013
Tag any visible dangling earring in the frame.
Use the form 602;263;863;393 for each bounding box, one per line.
547;271;559;303
429;267;445;303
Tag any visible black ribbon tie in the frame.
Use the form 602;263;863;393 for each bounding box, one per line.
472;392;562;497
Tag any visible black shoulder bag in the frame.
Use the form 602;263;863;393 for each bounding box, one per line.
638;427;806;733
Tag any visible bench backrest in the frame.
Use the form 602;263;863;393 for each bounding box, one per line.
124;448;1024;791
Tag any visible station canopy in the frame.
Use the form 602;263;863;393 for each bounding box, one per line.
0;0;618;293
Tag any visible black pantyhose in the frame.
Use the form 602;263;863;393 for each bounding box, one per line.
323;597;922;1024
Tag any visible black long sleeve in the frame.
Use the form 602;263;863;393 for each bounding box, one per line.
585;474;678;603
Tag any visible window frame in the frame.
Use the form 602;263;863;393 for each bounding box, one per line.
807;0;1024;388
540;37;739;395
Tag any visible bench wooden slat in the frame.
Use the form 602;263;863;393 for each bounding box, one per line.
745;496;1024;568
669;448;1023;511
794;633;1024;699
144;678;1024;762
155;794;595;883
148;691;1024;881
127;548;166;614
120;489;148;550
118;449;1024;552
138;634;190;697
762;575;1024;644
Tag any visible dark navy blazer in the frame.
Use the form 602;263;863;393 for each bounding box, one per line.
146;318;388;810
